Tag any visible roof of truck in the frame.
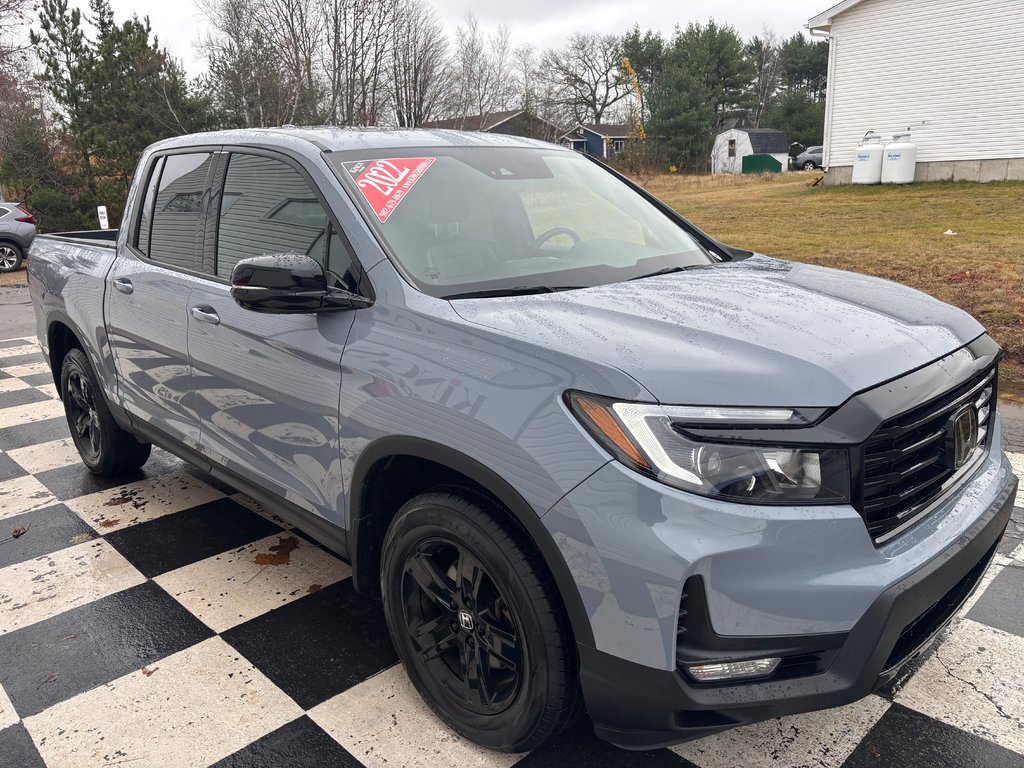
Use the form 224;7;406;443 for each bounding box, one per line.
149;126;563;154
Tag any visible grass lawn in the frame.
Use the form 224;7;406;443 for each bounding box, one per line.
644;172;1024;391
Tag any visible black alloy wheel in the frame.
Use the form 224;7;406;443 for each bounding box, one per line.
402;537;523;715
381;488;580;752
65;368;102;463
60;348;152;475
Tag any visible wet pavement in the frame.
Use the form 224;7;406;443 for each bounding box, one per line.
1;310;1023;766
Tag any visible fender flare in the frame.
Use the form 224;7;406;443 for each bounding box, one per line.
348;435;595;648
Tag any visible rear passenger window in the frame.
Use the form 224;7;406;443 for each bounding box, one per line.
216;153;357;290
148;152;213;269
133;157;163;255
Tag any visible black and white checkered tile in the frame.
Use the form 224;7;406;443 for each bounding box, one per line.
1;333;1023;768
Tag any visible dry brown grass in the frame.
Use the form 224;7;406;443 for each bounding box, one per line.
644;171;1024;387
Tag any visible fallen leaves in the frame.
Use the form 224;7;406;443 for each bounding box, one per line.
0;524;31;545
141;666;159;677
307;583;322;594
254;536;300;566
99;518;121;528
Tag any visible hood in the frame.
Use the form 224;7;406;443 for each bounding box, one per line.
449;256;985;407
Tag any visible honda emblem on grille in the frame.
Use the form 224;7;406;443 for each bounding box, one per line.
945;406;979;470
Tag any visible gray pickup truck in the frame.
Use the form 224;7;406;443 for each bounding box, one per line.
28;128;1018;752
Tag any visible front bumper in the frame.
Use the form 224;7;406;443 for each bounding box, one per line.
542;405;1017;749
577;468;1016;748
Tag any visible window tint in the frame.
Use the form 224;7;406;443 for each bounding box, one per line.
216;153;356;290
149;153;213;268
134;157;163;254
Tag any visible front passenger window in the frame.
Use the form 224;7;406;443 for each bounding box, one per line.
216;153;357;291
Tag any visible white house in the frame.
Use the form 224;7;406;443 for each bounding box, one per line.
808;0;1024;184
711;127;790;175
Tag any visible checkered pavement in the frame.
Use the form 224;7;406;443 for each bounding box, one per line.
1;333;1023;768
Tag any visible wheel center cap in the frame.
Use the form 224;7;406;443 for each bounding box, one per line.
457;610;474;631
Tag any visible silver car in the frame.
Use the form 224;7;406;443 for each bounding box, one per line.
0;202;37;272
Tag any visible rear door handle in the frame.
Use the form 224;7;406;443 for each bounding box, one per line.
190;306;220;325
113;277;133;295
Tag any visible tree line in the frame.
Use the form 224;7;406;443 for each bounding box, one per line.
0;0;827;231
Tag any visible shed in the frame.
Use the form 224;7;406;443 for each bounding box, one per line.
711;127;790;175
808;0;1024;184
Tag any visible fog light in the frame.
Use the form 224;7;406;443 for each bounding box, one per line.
686;657;781;682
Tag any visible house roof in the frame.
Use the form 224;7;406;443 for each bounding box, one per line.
807;0;868;31
737;127;790;154
581;124;631;138
419;110;523;131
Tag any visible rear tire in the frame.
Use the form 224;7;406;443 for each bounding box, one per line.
803;161;817;171
0;243;22;272
381;488;581;752
60;347;151;475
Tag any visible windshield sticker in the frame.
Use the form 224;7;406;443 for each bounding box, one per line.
342;157;435;223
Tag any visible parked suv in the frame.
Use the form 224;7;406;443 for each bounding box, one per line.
28;129;1017;752
794;146;824;170
0;202;36;272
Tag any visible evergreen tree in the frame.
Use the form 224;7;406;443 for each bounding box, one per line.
30;0;96;193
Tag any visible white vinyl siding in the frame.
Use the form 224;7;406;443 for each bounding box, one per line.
822;0;1024;169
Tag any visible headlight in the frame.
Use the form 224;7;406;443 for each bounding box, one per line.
566;391;850;504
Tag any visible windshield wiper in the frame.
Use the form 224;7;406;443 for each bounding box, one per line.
444;285;584;300
628;264;709;281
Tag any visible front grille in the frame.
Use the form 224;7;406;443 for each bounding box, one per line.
859;365;996;541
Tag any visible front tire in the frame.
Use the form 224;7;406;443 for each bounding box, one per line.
0;243;23;272
61;348;151;475
381;488;580;752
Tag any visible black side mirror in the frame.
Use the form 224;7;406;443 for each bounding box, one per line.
230;254;372;313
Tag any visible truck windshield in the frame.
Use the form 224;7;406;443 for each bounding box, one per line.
326;146;713;299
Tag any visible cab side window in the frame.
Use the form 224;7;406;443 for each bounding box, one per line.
216;153;357;291
143;153;213;269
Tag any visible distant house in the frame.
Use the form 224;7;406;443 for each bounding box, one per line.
420;110;563;142
561;125;635;159
711;127;790;175
808;0;1024;184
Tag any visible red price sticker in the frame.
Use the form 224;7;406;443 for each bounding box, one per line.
342;157;436;223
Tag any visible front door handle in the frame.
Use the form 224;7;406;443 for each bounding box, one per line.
190;306;220;325
113;277;134;295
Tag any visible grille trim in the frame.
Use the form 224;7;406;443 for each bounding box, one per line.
858;365;996;542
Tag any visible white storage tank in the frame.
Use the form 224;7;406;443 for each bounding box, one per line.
851;134;885;185
881;131;918;184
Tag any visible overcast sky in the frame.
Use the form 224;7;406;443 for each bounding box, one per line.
67;0;831;78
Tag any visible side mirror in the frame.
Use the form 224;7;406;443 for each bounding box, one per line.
230;254;372;313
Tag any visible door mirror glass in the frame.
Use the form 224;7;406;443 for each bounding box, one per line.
230;254;371;313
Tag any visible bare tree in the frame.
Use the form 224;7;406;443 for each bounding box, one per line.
541;33;627;125
390;0;449;127
513;44;569;139
747;27;783;127
449;14;517;123
259;0;325;122
0;0;32;66
321;0;396;125
200;0;296;126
